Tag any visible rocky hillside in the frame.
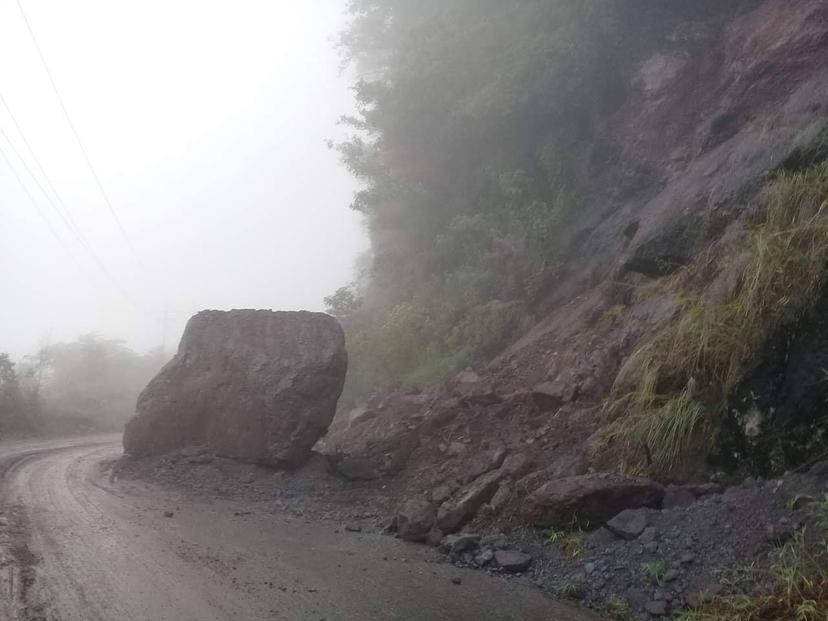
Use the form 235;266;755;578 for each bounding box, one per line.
317;1;828;616
327;0;828;505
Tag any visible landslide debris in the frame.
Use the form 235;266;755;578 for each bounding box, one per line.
123;310;347;467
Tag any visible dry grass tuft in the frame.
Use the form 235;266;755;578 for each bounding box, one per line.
677;527;828;621
599;162;828;472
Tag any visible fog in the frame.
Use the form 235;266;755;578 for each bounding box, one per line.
0;0;366;360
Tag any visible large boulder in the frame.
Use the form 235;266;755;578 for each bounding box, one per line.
123;310;347;467
521;473;664;528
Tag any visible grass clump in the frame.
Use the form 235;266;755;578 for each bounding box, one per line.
601;162;828;472
541;527;585;560
677;529;828;621
600;597;637;621
642;559;667;586
557;581;583;600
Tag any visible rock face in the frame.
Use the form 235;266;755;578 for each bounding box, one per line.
123;310;347;467
521;473;665;528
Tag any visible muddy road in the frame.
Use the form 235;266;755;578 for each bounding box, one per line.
0;436;599;621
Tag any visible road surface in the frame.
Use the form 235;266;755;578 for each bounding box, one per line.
0;436;601;621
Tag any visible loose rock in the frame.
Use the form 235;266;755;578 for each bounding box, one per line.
494;550;533;574
396;498;437;542
124;310;347;467
521;473;664;528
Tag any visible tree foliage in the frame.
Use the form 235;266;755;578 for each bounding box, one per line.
334;0;632;390
4;336;168;435
334;1;736;392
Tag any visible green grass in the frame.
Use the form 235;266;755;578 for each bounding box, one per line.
541;527;584;560
677;530;828;621
599;162;828;473
600;597;637;621
677;474;828;620
603;388;706;472
642;559;667;586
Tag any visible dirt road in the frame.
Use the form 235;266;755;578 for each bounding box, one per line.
0;436;600;621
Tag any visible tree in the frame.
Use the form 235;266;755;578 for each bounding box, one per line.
324;287;362;320
18;336;168;433
0;353;29;434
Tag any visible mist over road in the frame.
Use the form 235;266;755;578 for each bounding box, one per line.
0;436;599;621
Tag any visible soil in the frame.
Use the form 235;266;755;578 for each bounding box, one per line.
0;437;597;621
117;445;828;619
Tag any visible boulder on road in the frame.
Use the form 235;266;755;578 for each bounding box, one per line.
521;473;664;528
123;310;347;467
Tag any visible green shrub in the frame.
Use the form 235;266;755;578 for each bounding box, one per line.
402;350;469;390
348;301;432;391
446;299;523;361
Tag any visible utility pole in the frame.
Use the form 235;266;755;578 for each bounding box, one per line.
161;300;169;353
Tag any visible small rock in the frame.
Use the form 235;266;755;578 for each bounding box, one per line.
494;550;532;574
431;483;457;505
481;535;510;550
501;453;535;478
531;382;566;410
606;508;649;540
789;494;815;511
344;524;362;533
586;527;618;547
645;600;668;616
689;482;722;497
474;548;494;566
662;486;696;509
444;534;481;555
187;453;214;465
639;527;658;544
489;483;513;512
163;511;174;518
451;577;462;585
447;442;466;457
425;529;444;547
664;569;680;583
396;497;437;542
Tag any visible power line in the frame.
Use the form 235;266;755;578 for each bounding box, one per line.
0;127;79;240
0;139;82;270
0;128;155;315
0;92;82;235
14;0;143;267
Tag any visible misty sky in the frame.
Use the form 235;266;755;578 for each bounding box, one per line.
0;0;366;359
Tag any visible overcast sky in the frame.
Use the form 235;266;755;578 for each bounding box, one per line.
0;0;366;359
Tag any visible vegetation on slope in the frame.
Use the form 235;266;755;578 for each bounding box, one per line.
678;496;828;621
601;162;828;474
330;0;733;393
